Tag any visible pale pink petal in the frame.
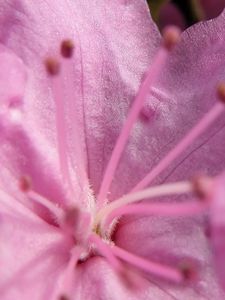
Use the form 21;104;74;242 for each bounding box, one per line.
0;44;26;106
0;189;69;300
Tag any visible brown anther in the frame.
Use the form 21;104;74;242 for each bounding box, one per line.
61;40;74;58
217;83;225;103
58;295;70;300
192;176;212;200
204;223;211;238
64;206;80;228
162;26;181;50
19;176;32;192
45;57;60;75
120;267;144;290
179;261;196;281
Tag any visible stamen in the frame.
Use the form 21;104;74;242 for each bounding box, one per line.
179;261;197;281
97;27;181;206
60;40;89;193
45;57;75;200
217;82;225;102
63;206;80;230
58;295;70;300
162;26;181;50
27;191;63;220
19;175;32;192
89;233;122;272
61;40;75;58
111;245;183;283
56;247;82;300
104;201;208;230
133;98;225;192
89;234;147;290
45;57;60;76
95;181;192;226
192;176;213;199
19;177;63;220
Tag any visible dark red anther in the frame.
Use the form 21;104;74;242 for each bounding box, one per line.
179;261;197;281
217;83;225;103
192;175;212;200
162;26;181;51
19;176;32;192
58;295;70;300
61;40;75;58
64;206;80;229
45;57;60;75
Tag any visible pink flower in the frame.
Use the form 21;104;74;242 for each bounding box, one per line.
0;1;225;299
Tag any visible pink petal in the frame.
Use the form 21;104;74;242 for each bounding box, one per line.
0;189;68;300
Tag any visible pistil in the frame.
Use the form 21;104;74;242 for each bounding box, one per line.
95;180;193;228
19;176;63;221
45;56;75;201
57;247;82;300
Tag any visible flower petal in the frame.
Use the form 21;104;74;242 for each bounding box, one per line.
0;189;68;300
0;44;26;106
115;214;225;299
